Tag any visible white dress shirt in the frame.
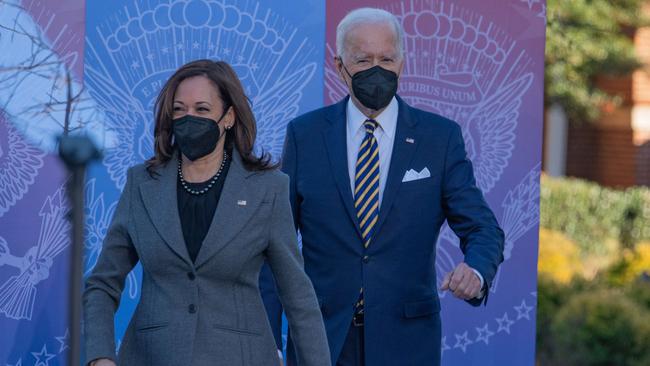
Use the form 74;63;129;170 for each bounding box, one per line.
346;97;398;206
344;96;485;297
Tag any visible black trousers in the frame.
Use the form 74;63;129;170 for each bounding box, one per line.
336;323;365;366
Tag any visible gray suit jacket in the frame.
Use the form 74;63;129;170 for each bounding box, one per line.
83;150;330;366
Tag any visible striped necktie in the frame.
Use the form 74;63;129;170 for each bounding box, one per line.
354;118;380;248
353;118;380;318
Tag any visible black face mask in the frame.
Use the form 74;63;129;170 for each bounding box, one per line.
342;62;398;111
172;110;227;161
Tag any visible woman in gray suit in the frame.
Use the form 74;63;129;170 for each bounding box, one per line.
83;60;330;366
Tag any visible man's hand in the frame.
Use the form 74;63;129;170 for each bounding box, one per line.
440;263;482;300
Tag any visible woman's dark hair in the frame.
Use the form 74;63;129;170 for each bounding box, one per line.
145;59;276;173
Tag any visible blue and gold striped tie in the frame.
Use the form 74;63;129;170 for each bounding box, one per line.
354;118;380;318
354;119;380;248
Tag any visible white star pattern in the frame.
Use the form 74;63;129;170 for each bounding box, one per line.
496;312;515;334
146;53;154;61
176;42;183;50
56;329;69;353
223;48;230;55
236;55;244;63
454;331;472;353
441;336;451;354
208;43;215;50
130;61;139;69
192;41;199;49
31;345;55;366
521;0;540;10
161;47;169;54
514;299;534;320
250;63;258;71
475;323;495;345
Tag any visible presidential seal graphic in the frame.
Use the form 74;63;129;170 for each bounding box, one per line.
325;0;540;355
0;113;45;218
0;184;70;321
86;0;318;189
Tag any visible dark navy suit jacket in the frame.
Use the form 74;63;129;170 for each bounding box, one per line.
262;95;504;365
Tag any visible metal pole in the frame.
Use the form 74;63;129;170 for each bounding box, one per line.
58;136;101;366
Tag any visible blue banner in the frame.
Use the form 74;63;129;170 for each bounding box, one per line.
84;0;325;354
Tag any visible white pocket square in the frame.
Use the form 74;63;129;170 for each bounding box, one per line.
402;167;431;183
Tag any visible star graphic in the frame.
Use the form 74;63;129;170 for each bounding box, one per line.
208;43;215;50
7;358;23;366
250;63;259;71
192;41;199;49
531;291;537;297
454;331;472;353
130;61;140;69
514;299;534;320
56;329;70;353
441;336;451;354
521;0;539;10
236;55;245;63
496;312;515;334
437;53;444;60
31;344;55;366
146;53;154;61
223;48;231;55
161;47;169;54
475;323;495;345
176;43;184;50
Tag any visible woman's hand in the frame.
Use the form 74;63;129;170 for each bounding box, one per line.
90;358;116;366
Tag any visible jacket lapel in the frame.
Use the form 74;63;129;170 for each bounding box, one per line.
323;97;363;240
194;150;265;269
374;96;420;239
139;152;192;266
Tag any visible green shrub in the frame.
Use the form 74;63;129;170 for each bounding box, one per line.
540;175;650;255
625;276;650;310
550;289;650;366
536;275;572;364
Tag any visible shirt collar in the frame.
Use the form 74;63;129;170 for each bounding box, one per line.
346;96;398;139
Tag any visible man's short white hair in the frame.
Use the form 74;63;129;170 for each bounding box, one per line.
336;7;404;60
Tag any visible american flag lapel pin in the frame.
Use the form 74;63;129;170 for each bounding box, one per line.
406;137;415;144
237;200;247;206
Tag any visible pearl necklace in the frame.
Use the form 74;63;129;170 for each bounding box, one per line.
178;152;228;195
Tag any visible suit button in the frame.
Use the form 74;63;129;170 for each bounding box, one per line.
362;255;370;264
187;272;196;281
188;304;197;314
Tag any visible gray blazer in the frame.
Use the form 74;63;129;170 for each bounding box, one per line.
83;150;330;366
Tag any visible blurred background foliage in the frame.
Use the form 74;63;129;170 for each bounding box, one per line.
537;174;650;365
545;0;649;122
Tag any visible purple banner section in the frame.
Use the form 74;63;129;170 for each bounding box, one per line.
0;0;85;364
326;1;545;365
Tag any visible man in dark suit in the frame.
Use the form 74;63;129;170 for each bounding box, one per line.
264;7;505;366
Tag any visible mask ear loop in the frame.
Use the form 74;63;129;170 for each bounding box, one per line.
337;56;355;79
218;104;233;130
